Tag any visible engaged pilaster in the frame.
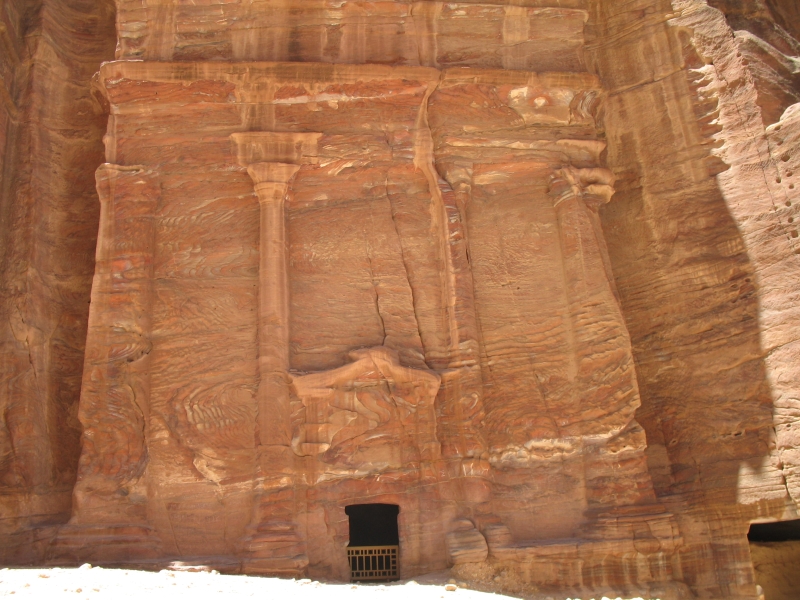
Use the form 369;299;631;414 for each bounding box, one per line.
230;132;319;575
52;164;162;562
549;166;656;511
230;132;319;457
248;161;300;450
429;162;491;470
550;166;618;318
439;162;474;229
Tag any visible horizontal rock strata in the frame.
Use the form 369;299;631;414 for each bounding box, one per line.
0;2;798;599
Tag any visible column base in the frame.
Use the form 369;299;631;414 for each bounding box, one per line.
240;521;308;577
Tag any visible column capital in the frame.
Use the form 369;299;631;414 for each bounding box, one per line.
549;166;615;210
231;131;321;197
231;131;321;168
248;162;301;189
437;160;474;193
95;163;148;203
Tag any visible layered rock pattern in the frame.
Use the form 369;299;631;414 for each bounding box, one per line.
0;0;116;560
587;0;800;597
52;60;669;587
0;1;799;600
114;0;588;72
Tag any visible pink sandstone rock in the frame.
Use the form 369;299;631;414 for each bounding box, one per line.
0;1;799;599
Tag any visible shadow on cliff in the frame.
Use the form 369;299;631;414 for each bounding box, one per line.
0;0;116;563
588;0;798;595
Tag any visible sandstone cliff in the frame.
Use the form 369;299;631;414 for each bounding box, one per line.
0;0;116;554
0;2;798;599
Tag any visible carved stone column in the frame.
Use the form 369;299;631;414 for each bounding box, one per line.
230;132;319;575
550;167;617;311
433;161;497;562
52;164;162;562
249;161;300;452
439;163;474;240
549;167;657;512
434;161;488;468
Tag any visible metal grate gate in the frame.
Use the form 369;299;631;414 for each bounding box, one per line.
347;545;398;581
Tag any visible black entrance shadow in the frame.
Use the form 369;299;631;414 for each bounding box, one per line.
346;504;400;582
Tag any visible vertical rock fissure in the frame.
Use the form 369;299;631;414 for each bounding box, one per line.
364;242;388;347
384;175;426;363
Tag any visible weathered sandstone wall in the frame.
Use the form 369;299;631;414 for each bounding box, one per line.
0;0;116;559
749;540;800;600
113;0;588;70
587;0;800;597
0;1;798;599
0;1;26;191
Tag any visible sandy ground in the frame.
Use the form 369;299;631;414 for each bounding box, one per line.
0;566;655;600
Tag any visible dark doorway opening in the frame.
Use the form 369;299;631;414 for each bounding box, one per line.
748;519;800;600
346;504;399;546
748;519;800;542
345;504;399;582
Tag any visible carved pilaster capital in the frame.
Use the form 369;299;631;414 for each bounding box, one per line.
248;163;301;204
231;131;320;202
231;132;321;167
549;166;615;210
95;163;148;203
438;161;473;194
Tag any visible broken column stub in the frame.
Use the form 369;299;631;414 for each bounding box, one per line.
549;167;663;516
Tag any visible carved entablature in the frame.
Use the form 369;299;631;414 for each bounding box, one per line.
425;69;605;201
230;132;321;167
290;347;441;481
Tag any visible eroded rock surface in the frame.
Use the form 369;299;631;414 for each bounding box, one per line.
0;1;799;600
0;0;116;558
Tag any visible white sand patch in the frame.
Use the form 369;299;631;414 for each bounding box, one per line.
0;566;652;600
